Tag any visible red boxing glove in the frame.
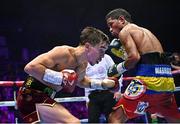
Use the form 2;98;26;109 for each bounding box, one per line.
108;77;119;91
61;69;78;93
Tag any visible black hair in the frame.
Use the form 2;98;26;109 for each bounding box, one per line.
106;8;132;22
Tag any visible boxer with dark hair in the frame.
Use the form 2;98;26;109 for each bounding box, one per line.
106;8;180;123
16;27;119;123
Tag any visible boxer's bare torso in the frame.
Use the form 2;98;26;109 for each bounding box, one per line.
120;24;163;55
118;24;164;69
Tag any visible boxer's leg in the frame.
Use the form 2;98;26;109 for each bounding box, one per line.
156;94;180;122
36;103;80;123
108;107;127;123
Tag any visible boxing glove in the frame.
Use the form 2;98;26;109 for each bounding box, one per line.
61;69;78;93
108;62;127;76
109;38;121;49
107;64;121;77
109;38;127;60
43;69;78;93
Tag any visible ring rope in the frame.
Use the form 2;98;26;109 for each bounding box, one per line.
0;96;87;107
0;69;179;87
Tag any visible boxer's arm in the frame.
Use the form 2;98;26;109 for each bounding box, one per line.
78;76;118;90
118;30;140;70
24;47;71;91
43;69;77;85
24;52;55;83
77;76;91;88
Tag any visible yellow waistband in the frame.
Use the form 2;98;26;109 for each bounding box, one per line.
135;76;175;91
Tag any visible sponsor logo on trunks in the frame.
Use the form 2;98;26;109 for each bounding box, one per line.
134;101;149;115
25;77;34;88
124;79;146;100
155;67;171;75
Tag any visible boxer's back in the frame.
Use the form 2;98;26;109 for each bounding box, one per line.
127;24;164;55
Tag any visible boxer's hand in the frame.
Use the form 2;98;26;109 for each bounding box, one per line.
109;38;123;58
108;64;121;77
109;38;121;49
102;77;119;90
108;62;127;76
109;38;127;60
61;69;78;93
113;92;122;101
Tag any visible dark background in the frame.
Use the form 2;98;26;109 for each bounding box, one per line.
0;0;179;62
0;1;179;122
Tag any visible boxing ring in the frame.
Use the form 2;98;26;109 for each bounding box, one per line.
0;69;180;123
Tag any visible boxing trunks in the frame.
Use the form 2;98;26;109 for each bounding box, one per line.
17;76;57;123
114;52;180;119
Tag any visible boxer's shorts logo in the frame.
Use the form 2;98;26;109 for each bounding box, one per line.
25;77;34;87
124;79;146;100
134;101;149;115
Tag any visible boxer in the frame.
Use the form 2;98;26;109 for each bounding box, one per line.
16;27;119;123
105;8;180;123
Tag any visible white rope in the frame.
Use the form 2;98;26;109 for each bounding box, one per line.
0;101;16;107
55;96;87;103
80;118;88;123
0;96;87;107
